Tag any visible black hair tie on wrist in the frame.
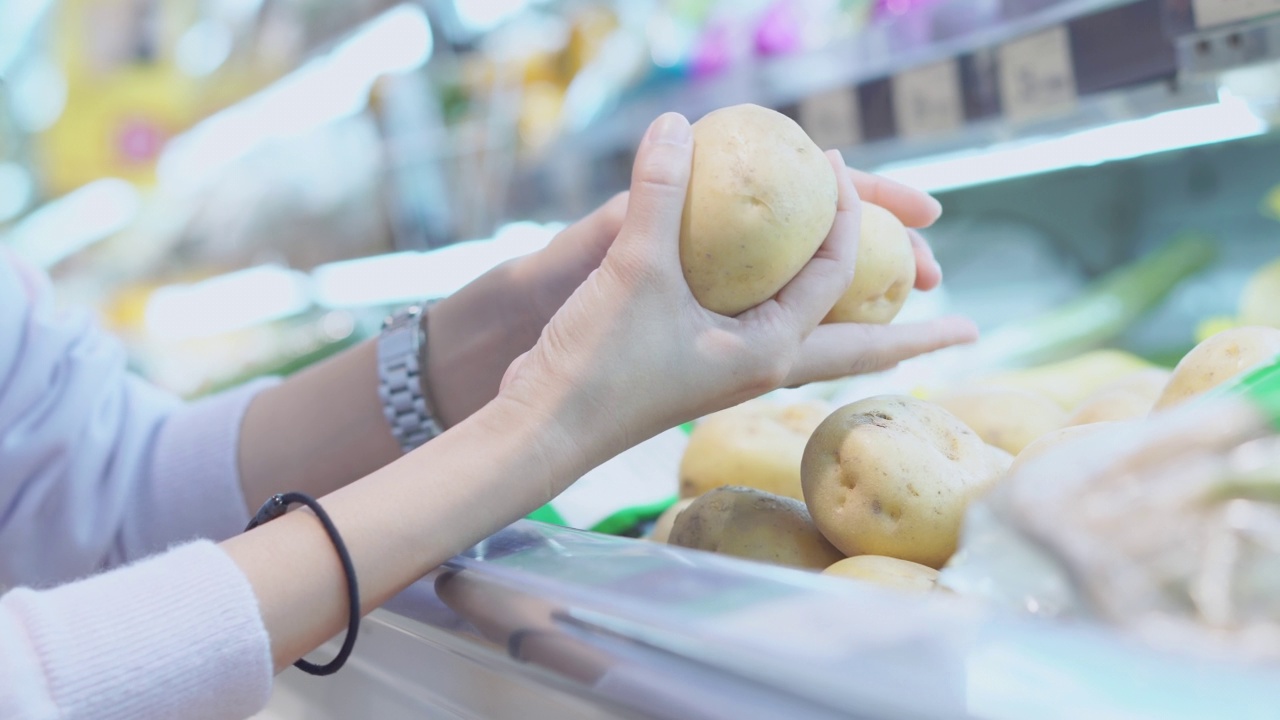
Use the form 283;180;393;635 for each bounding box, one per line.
245;492;360;676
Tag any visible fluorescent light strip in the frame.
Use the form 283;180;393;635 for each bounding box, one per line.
156;3;433;193
141;221;560;341
877;91;1266;193
3;178;139;269
144;264;311;340
0;162;33;222
0;0;55;77
311;221;558;308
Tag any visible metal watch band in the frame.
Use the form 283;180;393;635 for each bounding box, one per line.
377;304;443;453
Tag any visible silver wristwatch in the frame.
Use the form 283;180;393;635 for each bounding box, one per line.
377;304;443;453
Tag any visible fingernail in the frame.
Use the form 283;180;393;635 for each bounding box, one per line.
649;112;691;145
927;195;943;217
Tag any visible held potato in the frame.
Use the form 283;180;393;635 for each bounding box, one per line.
648;498;696;544
667;486;845;570
823;555;939;593
679;400;828;501
933;387;1066;455
823;202;916;325
680;104;837;316
801;396;1012;569
1152;326;1280;412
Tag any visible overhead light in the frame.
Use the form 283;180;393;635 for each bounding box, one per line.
157;3;433;193
3;179;139;269
7;56;67;132
311;221;558;308
877;90;1266;193
454;0;532;33
0;162;33;223
0;0;56;78
175;20;235;77
144;264;312;340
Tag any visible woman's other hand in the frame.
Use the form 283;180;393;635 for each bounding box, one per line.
425;141;950;429
498;112;976;472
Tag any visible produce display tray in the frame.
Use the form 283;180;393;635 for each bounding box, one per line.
268;520;1280;720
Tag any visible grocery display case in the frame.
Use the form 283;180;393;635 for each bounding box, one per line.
260;521;1280;719
7;2;1280;715
251;3;1280;716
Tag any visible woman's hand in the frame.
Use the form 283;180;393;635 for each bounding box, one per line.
425;153;950;428
498;113;977;470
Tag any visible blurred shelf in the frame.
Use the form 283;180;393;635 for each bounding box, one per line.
522;0;1280;210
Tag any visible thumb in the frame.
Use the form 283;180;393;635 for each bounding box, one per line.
619;113;694;253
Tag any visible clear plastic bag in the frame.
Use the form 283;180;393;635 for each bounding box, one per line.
942;360;1280;664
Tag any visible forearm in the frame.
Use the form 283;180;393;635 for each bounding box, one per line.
422;261;541;428
237;261;538;512
222;395;579;671
238;340;400;512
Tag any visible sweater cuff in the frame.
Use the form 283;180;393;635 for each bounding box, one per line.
5;541;272;720
142;378;280;547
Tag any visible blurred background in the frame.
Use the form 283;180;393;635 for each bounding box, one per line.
4;0;1280;399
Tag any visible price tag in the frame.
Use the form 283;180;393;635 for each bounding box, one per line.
798;86;861;149
1192;0;1280;28
998;26;1076;123
892;59;963;139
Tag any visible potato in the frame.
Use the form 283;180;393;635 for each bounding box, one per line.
679;400;828;501
667;486;845;570
1065;368;1170;425
933;387;1065;455
977;349;1153;410
822;202;916;325
802;396;1012;569
648;498;695;543
823;555;939;593
1007;421;1123;481
1152;326;1280;412
680;104;837;316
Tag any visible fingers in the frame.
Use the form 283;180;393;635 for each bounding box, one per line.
910;229;943;291
765;150;861;334
616;113;694;263
545;192;630;267
783;315;979;386
849;168;941;228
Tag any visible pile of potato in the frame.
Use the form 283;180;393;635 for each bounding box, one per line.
657;326;1280;595
650;101;1280;597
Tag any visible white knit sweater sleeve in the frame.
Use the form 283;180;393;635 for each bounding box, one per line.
0;249;277;588
0;541;273;720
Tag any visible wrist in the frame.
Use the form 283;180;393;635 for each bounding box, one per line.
472;391;595;502
419;261;543;429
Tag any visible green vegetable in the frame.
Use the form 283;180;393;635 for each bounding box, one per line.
974;233;1216;369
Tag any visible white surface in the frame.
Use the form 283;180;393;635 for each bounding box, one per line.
551;427;687;529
